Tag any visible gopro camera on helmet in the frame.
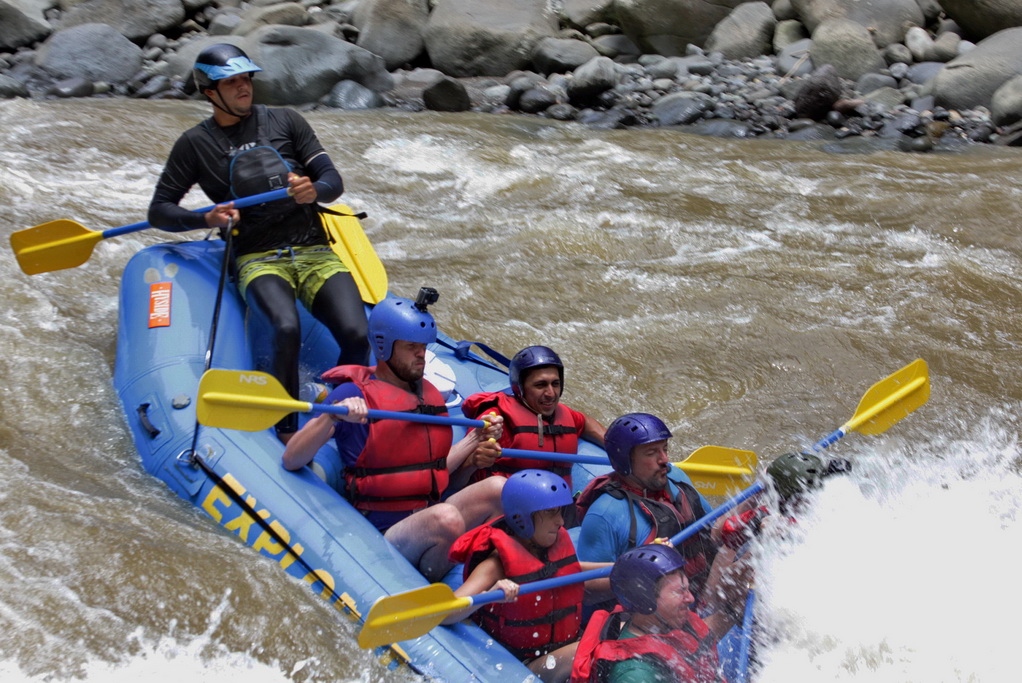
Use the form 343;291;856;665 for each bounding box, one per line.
414;287;439;312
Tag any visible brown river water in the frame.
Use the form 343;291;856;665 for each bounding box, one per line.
1;98;1020;681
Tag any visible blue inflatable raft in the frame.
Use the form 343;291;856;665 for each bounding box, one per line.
113;238;749;681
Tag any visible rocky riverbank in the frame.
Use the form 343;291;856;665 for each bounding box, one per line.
3;0;1022;151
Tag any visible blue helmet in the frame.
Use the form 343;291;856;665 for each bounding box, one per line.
368;295;437;362
611;544;687;614
502;469;573;538
509;346;564;400
604;413;672;476
193;43;262;90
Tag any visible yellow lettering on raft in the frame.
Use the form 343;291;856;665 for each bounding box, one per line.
279;543;304;570
252;519;291;555
223;494;271;543
302;568;337;599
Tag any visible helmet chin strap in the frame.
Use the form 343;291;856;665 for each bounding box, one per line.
207;83;250;120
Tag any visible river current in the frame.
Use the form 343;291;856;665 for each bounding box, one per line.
1;98;1020;682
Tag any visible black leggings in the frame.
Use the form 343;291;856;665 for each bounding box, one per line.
245;271;369;434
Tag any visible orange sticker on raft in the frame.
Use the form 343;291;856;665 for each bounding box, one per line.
148;281;172;328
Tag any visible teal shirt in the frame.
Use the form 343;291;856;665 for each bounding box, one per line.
607;626;673;683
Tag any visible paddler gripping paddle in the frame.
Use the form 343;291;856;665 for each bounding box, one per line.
11;191;388;304
195;368;757;495
356;358;930;650
10;188;289;275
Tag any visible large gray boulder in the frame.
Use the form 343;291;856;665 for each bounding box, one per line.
35;23;143;83
705;2;776;61
532;37;600;75
790;0;924;48
990;74;1022;127
0;0;51;50
353;0;428;70
931;27;1022;110
57;0;185;42
937;0;1022;41
615;0;747;54
424;0;557;77
242;25;393;104
231;3;311;36
809;18;885;80
561;0;616;29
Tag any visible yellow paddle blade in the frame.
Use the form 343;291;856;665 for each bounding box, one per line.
196;369;310;431
359;583;472;649
10;219;102;275
677;446;758;497
321;204;388;304
845;359;929;435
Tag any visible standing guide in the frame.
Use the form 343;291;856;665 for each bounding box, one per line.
148;44;369;442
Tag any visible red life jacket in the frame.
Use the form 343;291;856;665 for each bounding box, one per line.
571;606;724;683
449;518;584;660
462;390;580;483
322;365;452;512
575;473;715;594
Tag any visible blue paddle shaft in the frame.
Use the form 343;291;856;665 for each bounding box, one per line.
302;406;610;464
501;447;609;466
311;402;486;429
812;426;848;452
101;188;292;239
468;481;766;608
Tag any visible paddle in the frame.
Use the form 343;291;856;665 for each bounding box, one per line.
320;203;388;304
10;188;290;275
357;481;767;649
356;358;931;649
195;369;756;492
500;445;756;497
810;358;929;452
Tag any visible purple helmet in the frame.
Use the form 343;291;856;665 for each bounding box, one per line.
509;346;564;400
604;413;673;476
610;544;687;614
502;469;573;538
368;295;437;362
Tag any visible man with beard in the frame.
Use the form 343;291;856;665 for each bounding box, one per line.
282;292;504;581
575;413;726;601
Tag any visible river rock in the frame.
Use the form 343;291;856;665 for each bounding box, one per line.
705;2;776;61
422;75;471;111
561;0;615;29
937;0;1022;41
0;1;51;51
615;0;747;55
651;91;713;125
792;63;842;119
57;0;185;42
531;37;600;75
352;0;428;71
790;0;924;48
931;27;1022;110
777;37;813;77
424;0;557;77
990;73;1022;127
323;79;384;109
232;3;311;36
809;18;885;80
774;19;808;53
0;72;30;97
591;33;640;59
566;55;618;106
35;23;142;84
